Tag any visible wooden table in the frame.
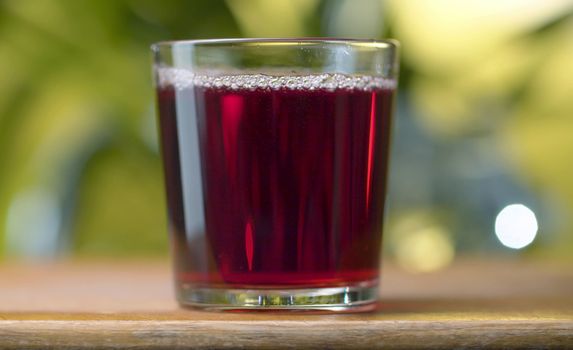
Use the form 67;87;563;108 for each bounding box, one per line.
1;258;572;349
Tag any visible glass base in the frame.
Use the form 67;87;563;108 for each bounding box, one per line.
177;280;379;311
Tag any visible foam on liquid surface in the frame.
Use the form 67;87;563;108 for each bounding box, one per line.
157;67;396;92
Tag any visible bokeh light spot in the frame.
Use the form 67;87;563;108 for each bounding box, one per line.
5;188;61;259
494;204;538;249
395;226;455;273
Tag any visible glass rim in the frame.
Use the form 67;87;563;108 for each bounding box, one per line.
151;37;399;51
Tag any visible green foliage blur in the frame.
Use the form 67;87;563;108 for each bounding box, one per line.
0;0;242;257
1;0;572;267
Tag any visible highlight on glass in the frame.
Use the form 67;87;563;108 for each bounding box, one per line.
152;38;399;310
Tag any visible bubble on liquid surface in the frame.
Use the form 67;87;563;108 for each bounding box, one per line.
157;67;397;91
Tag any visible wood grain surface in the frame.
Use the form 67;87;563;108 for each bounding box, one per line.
0;258;572;349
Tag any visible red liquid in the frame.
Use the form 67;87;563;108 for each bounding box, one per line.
157;73;395;288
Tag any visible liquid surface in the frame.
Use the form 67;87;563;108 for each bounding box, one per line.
157;69;395;287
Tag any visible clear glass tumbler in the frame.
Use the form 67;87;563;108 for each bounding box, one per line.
152;38;399;311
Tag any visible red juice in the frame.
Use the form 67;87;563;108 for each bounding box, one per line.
156;70;395;289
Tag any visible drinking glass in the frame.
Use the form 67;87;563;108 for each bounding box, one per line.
152;38;399;311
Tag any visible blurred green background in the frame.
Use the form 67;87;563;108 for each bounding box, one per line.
1;0;572;272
